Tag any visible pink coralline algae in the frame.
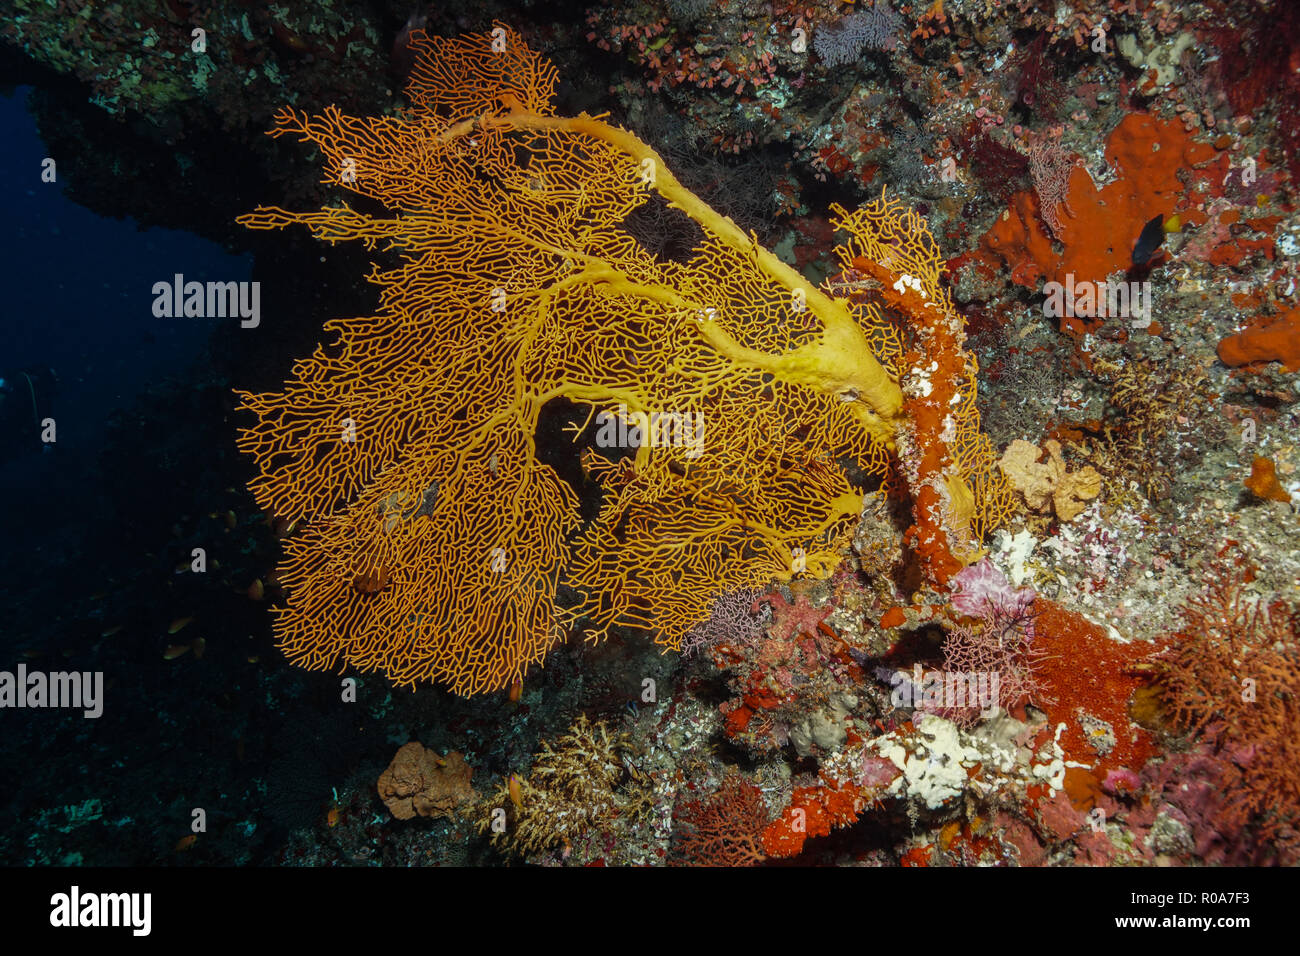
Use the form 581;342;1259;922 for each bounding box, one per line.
754;590;835;643
861;754;901;790
950;559;1036;622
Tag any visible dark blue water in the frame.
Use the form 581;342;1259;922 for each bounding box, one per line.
1;86;249;459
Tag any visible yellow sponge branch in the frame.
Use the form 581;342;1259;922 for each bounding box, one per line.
461;106;905;443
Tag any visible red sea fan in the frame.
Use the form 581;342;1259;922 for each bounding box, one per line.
1011;33;1067;119
1156;562;1300;847
1027;134;1076;238
940;604;1052;727
672;774;770;866
961;124;1030;203
1144;745;1299;866
942;560;1051;726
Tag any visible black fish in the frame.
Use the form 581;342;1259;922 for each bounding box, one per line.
1132;214;1165;266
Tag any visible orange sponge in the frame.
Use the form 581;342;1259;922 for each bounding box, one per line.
1218;309;1300;372
1244;457;1292;503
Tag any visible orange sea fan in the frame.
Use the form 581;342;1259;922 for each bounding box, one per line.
235;24;1008;694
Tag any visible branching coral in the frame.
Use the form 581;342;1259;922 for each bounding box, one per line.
1027;134;1076;238
480;714;651;857
1081;356;1215;503
962;125;1031;205
814;2;905;65
1011;33;1067;118
978;345;1064;448
680;588;770;658
942;566;1052;727
235;24;1009;694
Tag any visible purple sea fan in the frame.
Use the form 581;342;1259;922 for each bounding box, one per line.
681;589;770;657
1028;137;1076;238
814;2;904;67
940;616;1050;728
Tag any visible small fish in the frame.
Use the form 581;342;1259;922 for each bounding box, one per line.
191;637;207;660
247;579;265;601
326;806;341;828
224;510;237;530
508;775;523;810
508;678;522;703
174;834;198;852
1132;213;1166;266
163;644;190;661
167;616;194;634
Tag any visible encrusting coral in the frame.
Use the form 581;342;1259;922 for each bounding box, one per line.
235;24;1010;695
997;438;1100;521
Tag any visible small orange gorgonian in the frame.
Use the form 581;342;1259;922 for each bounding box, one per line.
235;24;1010;694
